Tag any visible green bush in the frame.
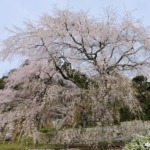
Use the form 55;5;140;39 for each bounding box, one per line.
119;106;135;122
0;77;6;89
13;83;23;90
132;75;150;120
67;70;88;89
124;134;150;150
132;75;147;84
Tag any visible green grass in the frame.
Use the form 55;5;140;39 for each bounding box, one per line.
39;127;56;134
0;142;64;150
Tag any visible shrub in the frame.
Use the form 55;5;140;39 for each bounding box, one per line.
123;134;150;150
21;136;33;145
132;75;147;84
119;106;135;122
0;77;6;89
132;75;150;120
39;127;56;134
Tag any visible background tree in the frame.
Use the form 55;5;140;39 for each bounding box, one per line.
132;75;150;120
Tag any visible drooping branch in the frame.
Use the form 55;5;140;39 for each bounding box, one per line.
1;8;150;78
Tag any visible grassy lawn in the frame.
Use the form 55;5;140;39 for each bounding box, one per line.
0;142;125;150
0;142;65;150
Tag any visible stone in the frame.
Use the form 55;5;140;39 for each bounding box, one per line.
4;132;12;141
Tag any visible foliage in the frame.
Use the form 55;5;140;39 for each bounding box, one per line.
39;127;56;134
0;142;64;150
132;75;147;84
21;136;33;145
123;134;150;150
98;141;109;150
119;106;136;122
132;75;150;120
0;76;6;89
67;69;88;89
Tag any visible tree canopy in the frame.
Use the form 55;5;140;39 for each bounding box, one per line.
1;8;150;81
0;9;148;132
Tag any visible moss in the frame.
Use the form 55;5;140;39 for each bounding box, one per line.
39;127;57;143
84;124;96;128
39;127;56;135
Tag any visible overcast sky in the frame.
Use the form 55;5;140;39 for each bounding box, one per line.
0;0;150;77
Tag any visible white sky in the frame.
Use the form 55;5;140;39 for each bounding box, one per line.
0;0;150;77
